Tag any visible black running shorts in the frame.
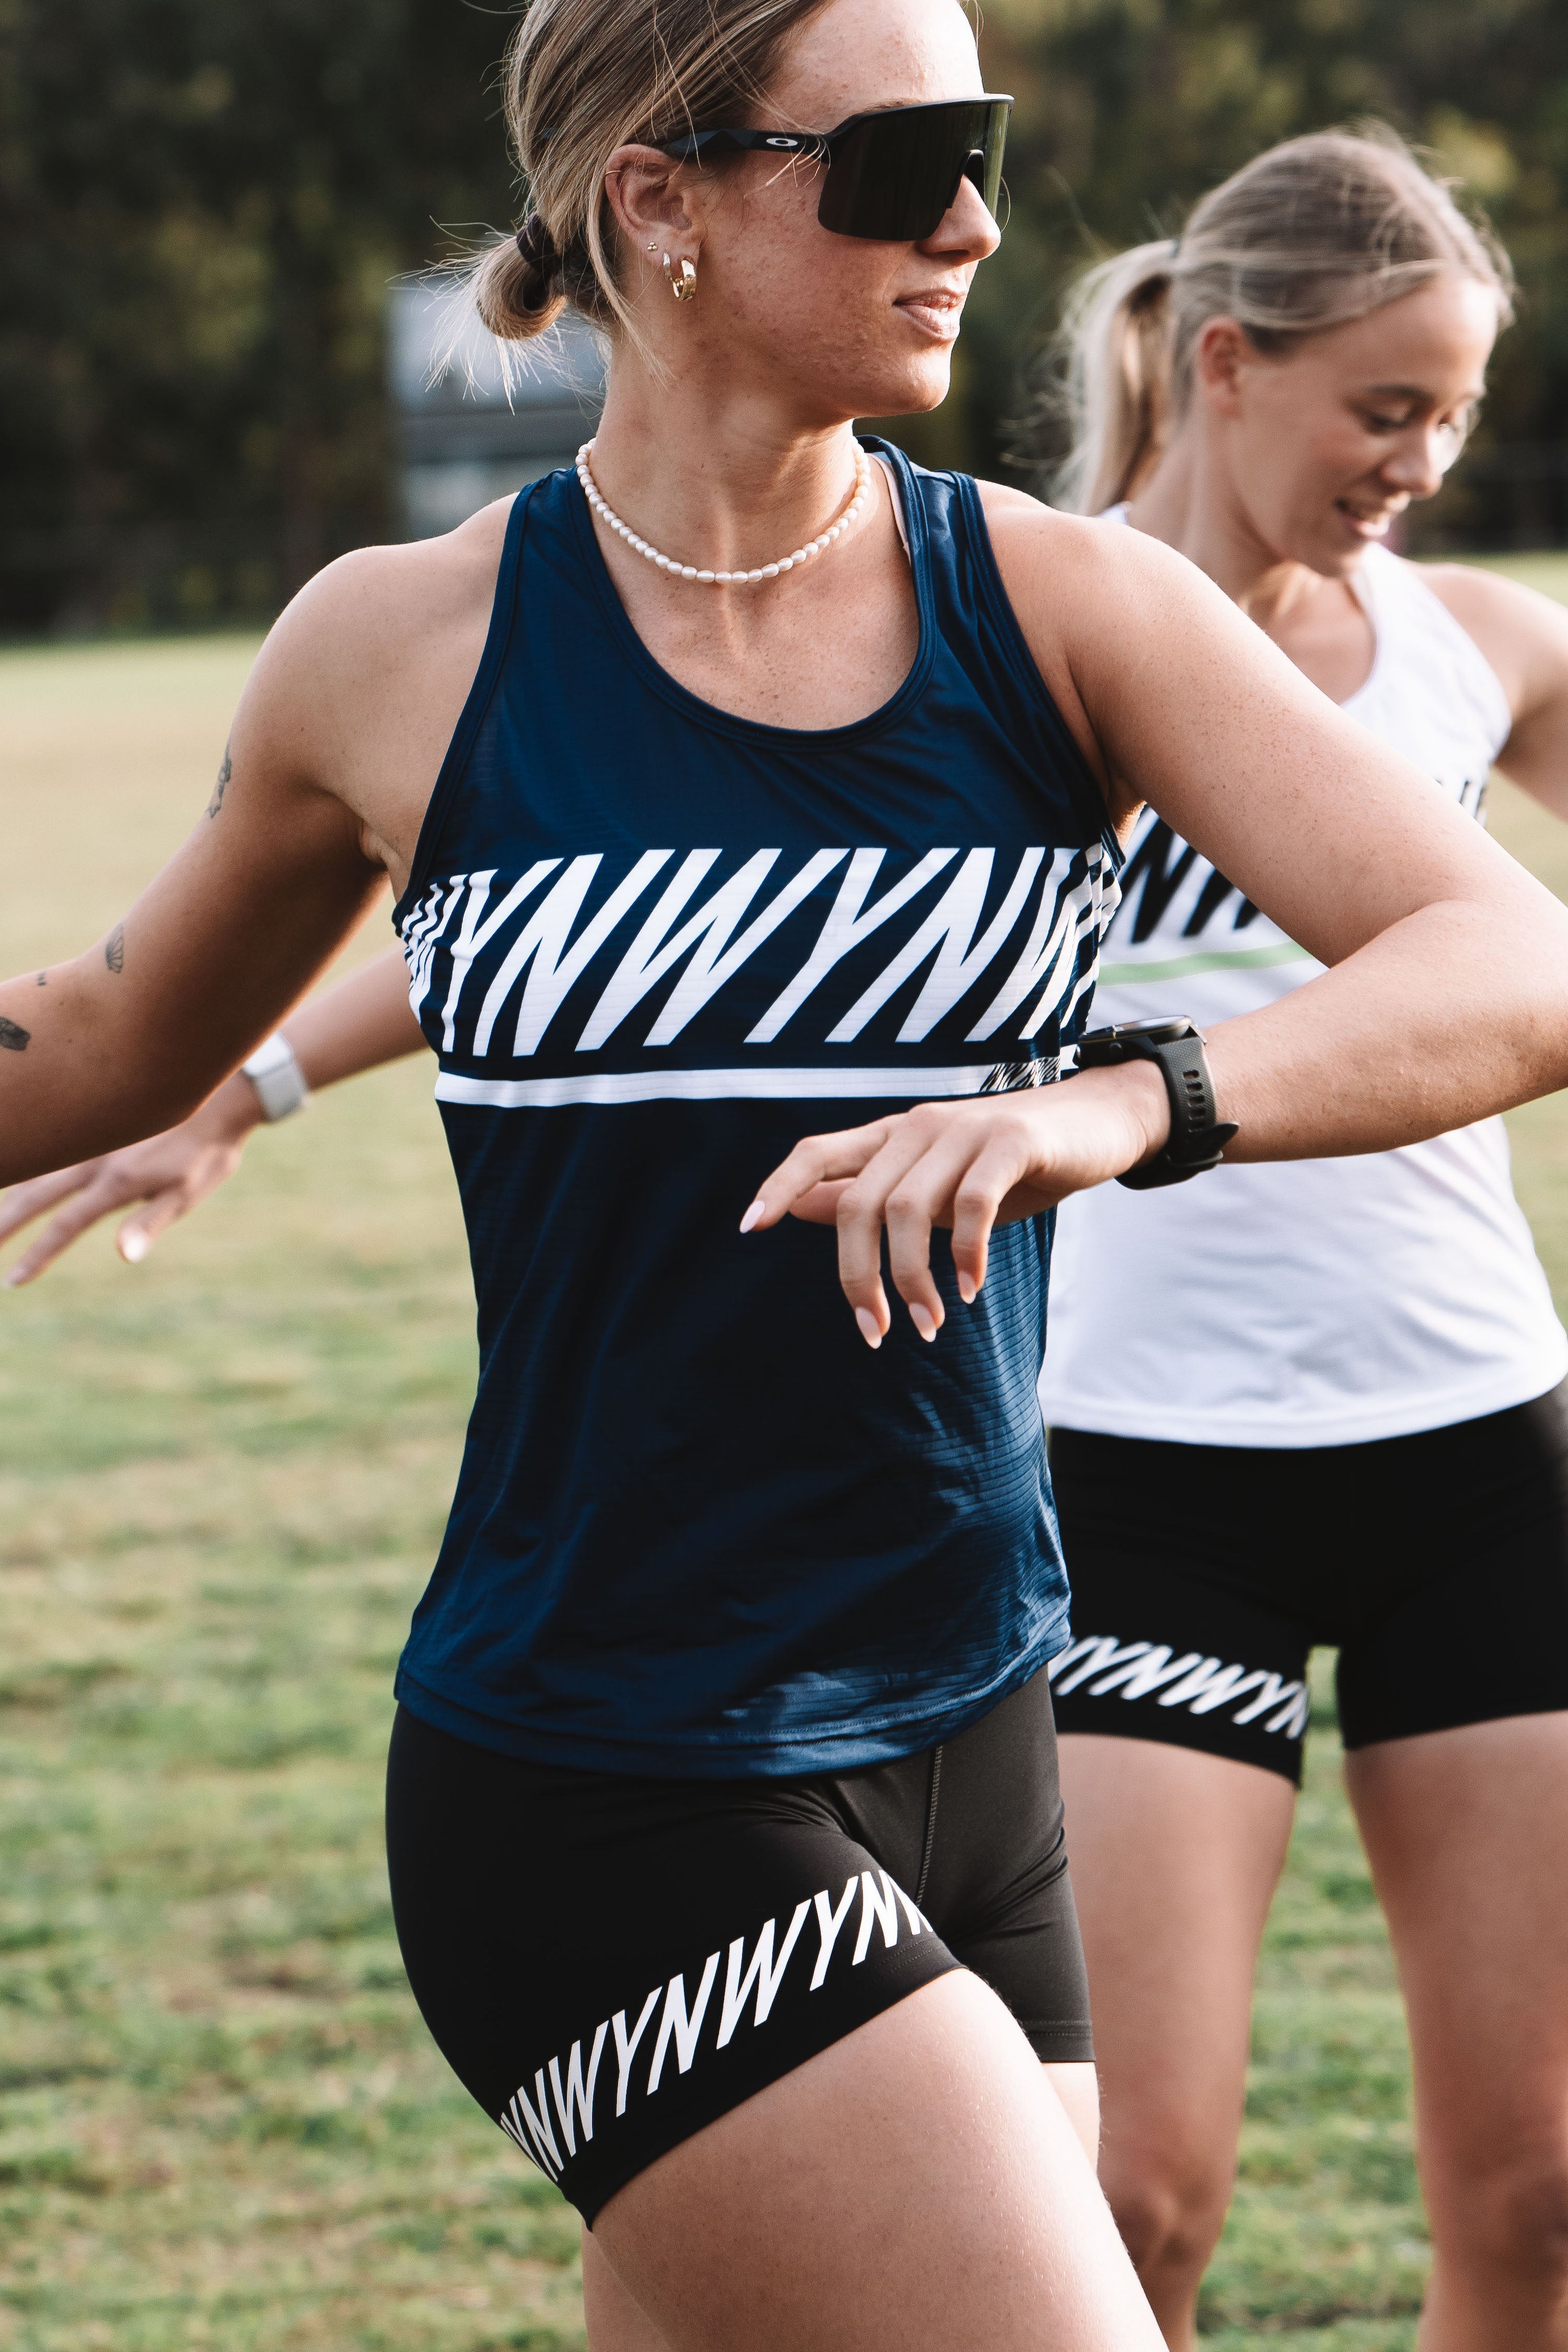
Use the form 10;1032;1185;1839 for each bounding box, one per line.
1048;1381;1568;1785
385;1666;1092;2224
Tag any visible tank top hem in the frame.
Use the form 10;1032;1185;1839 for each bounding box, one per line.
1041;1341;1568;1451
392;1608;1071;1779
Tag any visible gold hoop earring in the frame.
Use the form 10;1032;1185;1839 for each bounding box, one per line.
664;253;698;302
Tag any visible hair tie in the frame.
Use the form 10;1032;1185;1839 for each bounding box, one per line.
1169;235;1181;259
514;212;562;309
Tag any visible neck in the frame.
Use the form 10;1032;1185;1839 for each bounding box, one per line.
589;359;864;577
1127;425;1335;632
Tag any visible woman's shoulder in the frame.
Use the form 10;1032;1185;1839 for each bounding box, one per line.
1393;555;1568;724
233;496;521;882
269;497;516;684
971;479;1210;608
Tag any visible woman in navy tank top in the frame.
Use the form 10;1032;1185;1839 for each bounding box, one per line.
6;0;1568;2341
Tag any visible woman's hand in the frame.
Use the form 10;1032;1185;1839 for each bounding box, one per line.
743;1062;1169;1347
0;947;430;1288
0;1075;262;1287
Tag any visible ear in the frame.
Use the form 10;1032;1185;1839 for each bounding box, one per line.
604;145;705;266
1192;317;1254;420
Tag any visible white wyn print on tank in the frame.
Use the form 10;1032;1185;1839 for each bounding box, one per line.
1041;531;1567;1449
398;839;1115;1107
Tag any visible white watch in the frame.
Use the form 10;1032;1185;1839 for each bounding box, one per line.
241;1033;311;1123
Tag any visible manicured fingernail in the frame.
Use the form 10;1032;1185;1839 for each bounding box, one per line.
739;1198;766;1234
2;1268;22;1289
956;1273;977;1305
909;1302;938;1342
855;1307;882;1351
121;1233;148;1263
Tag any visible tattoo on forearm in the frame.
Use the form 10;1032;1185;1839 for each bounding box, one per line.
105;925;124;975
34;971;45;986
0;1017;30;1052
207;744;232;819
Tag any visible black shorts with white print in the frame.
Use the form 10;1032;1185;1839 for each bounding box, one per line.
385;1666;1092;2224
1048;1382;1568;1785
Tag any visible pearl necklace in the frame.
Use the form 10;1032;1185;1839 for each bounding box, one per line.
574;441;871;585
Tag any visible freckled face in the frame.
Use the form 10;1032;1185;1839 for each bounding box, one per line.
689;0;1002;424
1216;274;1500;579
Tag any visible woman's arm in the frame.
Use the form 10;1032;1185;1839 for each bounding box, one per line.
0;503;500;1191
0;946;427;1285
751;500;1568;1345
1416;562;1568;821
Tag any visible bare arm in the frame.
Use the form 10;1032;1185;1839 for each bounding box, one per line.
0;502;499;1189
0;946;428;1284
1419;561;1568;821
990;500;1568;1159
751;499;1568;1347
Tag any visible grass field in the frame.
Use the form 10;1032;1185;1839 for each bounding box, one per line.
3;566;1568;2350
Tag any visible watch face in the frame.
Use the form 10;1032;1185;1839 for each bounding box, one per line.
1104;1017;1197;1044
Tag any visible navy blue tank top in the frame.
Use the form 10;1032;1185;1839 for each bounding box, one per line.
389;441;1120;1775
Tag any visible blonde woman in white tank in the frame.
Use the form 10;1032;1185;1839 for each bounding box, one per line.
1037;132;1568;2351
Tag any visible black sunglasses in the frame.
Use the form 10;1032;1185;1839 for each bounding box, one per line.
655;96;1012;244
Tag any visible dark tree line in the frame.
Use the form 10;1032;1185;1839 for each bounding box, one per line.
2;0;1565;631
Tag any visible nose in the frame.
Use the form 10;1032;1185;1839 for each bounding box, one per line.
923;168;1002;264
1383;422;1450;501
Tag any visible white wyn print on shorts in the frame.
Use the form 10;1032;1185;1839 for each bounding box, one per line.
1047;1634;1310;1740
497;1866;929;2182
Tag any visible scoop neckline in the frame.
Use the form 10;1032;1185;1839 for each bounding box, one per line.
566;434;937;750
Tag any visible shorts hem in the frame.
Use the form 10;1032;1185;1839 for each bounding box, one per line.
1340;1696;1568;1753
1023;2022;1097;2063
572;1953;964;2227
1052;1705;1305;1786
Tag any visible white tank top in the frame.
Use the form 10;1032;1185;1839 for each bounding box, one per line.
1041;533;1568;1447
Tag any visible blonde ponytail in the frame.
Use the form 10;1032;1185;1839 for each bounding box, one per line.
1030;129;1515;514
1051;241;1182;516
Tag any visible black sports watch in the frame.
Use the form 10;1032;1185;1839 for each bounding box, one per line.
1074;1017;1239;1190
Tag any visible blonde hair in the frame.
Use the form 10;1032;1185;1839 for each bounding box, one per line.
1036;129;1514;515
467;0;832;350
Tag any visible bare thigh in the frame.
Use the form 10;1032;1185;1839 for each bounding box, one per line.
580;2055;1105;2352
1059;1735;1295;2343
585;1970;1161;2352
1347;1713;1568;2350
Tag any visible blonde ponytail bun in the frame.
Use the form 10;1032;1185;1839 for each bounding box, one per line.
472;217;568;344
440;0;832;366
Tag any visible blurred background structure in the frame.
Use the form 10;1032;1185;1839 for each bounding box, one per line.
388;287;603;541
2;0;1567;631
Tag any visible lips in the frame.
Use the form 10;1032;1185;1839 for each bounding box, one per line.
896;289;964;339
1334;501;1397;540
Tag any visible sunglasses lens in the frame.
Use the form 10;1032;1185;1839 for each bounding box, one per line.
817;100;1010;241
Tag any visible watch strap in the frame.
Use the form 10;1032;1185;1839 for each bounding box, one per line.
1075;1023;1238;1189
241;1033;310;1123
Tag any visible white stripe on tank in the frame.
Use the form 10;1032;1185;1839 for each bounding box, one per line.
435;1064;1020;1110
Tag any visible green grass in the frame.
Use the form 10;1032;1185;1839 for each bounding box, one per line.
2;583;1567;2347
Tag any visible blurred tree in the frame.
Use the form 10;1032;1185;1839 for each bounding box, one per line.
0;0;516;628
2;0;1566;630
